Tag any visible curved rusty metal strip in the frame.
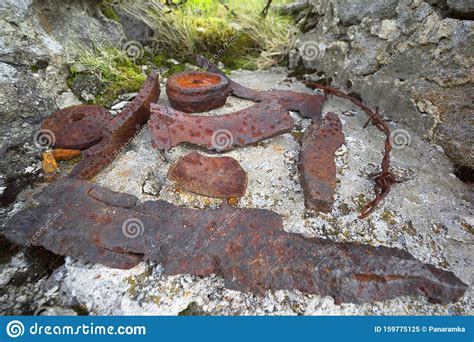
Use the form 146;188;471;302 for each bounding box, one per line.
69;71;161;180
196;56;325;122
149;101;294;152
299;112;345;212
2;179;468;304
168;152;248;198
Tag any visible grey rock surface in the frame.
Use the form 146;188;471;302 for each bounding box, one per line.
291;0;474;169
0;0;126;221
447;0;474;18
1;70;472;315
338;0;399;25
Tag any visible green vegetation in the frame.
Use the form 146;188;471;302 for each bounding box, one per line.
69;45;147;106
69;0;297;105
122;0;297;69
100;0;121;22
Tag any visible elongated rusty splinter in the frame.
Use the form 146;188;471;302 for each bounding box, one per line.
303;81;397;219
69;71;161;180
299;112;345;212
2;179;467;304
149;101;294;152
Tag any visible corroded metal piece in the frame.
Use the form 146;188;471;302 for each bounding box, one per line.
42;105;112;150
166;71;230;113
196;56;325;122
3;179;467;304
298;112;344;212
168;152;247;198
149;101;294;152
52;149;81;161
69;71;161;180
304;82;398;219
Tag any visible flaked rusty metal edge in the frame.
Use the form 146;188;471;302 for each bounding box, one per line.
68;71;161;180
2;178;468;304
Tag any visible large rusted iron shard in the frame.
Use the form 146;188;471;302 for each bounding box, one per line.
42;105;112;150
149;101;294;152
168;152;247;197
69;71;161;179
196;56;325;122
299;112;345;212
2;179;467;304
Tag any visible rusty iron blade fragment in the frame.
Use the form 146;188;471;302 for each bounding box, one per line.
299;112;345;212
149;101;294;152
303;82;398;219
168;152;247;198
69;71;161;180
42;105;112;150
3;179;467;304
196;56;325;122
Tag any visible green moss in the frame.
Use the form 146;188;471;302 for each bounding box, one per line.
122;0;296;70
193;17;237;52
151;53;187;76
70;46;147;106
94;77;145;106
100;1;121;22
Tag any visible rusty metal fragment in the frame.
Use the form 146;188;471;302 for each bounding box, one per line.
166;71;230;113
196;56;325;122
42;105;112;150
149;101;294;152
298;112;344;212
69;71;161;180
304;82;398;219
3;179;467;304
52;149;81;161
42;151;59;181
168;152;247;198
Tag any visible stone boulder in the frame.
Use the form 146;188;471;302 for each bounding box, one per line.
0;0;125;220
290;0;473;169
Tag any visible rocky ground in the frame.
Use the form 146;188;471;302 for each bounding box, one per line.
1;70;472;315
291;0;474;170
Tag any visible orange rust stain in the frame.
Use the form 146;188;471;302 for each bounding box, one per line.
176;73;220;88
42;151;58;174
227;197;239;205
53;149;81;161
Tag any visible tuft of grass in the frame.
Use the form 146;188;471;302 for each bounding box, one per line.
100;0;121;22
121;0;297;69
70;44;146;106
233;7;298;68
